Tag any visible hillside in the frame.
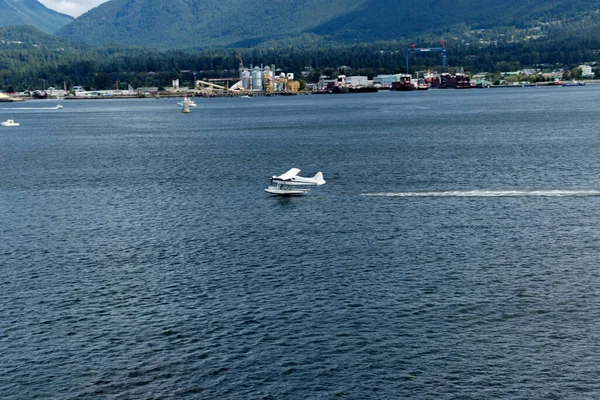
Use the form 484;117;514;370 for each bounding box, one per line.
309;0;600;40
0;0;72;33
57;0;366;50
56;0;600;50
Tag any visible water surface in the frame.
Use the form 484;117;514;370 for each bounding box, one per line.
2;87;600;399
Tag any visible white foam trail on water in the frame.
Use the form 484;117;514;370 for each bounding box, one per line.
361;189;600;197
4;107;61;110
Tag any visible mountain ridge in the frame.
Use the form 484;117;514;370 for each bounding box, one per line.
57;0;368;50
55;0;600;50
0;0;73;33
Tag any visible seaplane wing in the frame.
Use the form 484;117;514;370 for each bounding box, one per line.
273;168;301;181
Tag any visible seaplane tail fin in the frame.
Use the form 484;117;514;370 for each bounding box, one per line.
313;172;326;185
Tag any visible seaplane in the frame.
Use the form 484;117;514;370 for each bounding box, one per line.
177;96;196;107
265;168;326;195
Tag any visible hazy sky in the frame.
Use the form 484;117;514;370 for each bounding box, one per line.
38;0;110;18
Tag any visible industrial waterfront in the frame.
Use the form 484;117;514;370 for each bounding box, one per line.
3;77;593;102
3;52;594;101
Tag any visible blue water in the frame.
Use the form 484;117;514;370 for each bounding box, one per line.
2;87;600;399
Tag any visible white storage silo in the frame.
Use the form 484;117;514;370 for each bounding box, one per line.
241;69;251;90
252;67;263;91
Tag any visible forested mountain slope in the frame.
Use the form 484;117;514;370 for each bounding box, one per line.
309;0;600;40
56;0;600;50
57;0;366;49
0;0;72;33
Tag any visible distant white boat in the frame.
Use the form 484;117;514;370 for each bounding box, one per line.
1;119;20;126
177;96;196;107
562;80;586;87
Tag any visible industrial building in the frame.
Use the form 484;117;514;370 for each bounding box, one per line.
372;74;402;88
229;62;299;94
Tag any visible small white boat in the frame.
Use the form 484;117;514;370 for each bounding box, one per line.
177;96;196;107
1;119;19;126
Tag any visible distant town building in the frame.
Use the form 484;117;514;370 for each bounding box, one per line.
137;87;159;94
471;73;489;80
373;74;401;88
471;73;492;86
317;76;336;90
578;65;594;78
516;69;539;75
166;85;190;92
344;76;369;87
541;71;564;80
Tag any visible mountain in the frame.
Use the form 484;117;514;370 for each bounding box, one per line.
56;0;366;50
0;0;73;33
55;0;600;50
308;0;600;41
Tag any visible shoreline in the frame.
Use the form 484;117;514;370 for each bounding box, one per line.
4;79;595;102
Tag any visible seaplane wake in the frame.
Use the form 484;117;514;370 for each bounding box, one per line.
4;105;63;110
361;189;600;197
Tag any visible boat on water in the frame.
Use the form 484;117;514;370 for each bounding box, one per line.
265;168;326;196
438;72;473;89
391;74;416;91
416;79;430;90
177;96;197;107
348;85;379;93
493;81;533;88
1;119;20;126
329;75;349;94
562;80;586;87
32;90;48;99
332;85;349;94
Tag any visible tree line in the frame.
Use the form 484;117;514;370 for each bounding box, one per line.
1;26;600;92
